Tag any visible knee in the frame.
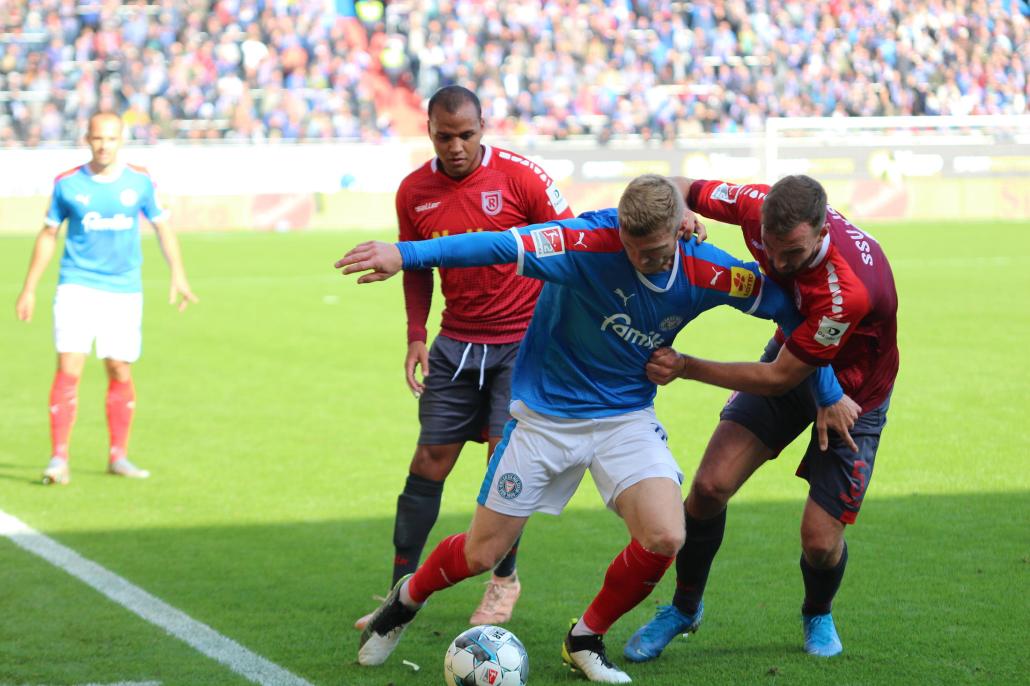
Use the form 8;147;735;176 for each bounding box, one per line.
410;445;458;481
801;529;843;568
463;543;501;575
105;361;132;383
689;474;733;513
638;526;685;559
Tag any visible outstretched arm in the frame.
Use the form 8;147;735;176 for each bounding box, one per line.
647;346;860;452
336;230;521;284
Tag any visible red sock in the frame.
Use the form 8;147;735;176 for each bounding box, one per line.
582;539;674;634
106;379;135;462
49;371;80;460
406;533;473;604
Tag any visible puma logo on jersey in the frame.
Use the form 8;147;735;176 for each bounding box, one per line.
614;288;635;307
572;232;587;248
710;268;724;285
74;194;91;206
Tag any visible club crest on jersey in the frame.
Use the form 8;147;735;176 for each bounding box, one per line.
660;315;683;331
497;472;523;499
530;226;565;257
814;316;851;347
482;190;503;216
119;188;138;207
728;267;756;297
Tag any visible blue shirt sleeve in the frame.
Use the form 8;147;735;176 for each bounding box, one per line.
689;240;843;406
397;210;618;286
397;229;519;269
45;181;67;228
140;177;165;221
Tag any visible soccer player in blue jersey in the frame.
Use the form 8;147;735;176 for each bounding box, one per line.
336;175;858;683
15;112;197;485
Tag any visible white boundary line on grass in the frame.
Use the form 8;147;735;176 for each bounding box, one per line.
0;509;314;686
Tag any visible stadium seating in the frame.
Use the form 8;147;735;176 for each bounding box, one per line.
0;0;1025;145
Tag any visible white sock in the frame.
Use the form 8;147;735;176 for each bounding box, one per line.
398;579;423;610
571;617;599;637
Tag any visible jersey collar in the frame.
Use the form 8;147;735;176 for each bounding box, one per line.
803;233;832;271
634;246;680;293
84;162;126;184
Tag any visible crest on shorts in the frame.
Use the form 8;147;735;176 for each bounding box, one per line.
497;472;523;499
482;190;503;216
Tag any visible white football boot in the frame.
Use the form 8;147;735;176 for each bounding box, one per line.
562;627;632;683
357;574;419;666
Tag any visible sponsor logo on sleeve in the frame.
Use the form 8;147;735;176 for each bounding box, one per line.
482;190;503;216
813;316;851;346
530;226;565;256
728;267;756;297
710;183;742;204
546;181;569;214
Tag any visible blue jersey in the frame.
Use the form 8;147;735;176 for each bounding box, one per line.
398;208;842;418
46;163;167;293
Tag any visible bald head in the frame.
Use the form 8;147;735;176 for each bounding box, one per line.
85;112;124;173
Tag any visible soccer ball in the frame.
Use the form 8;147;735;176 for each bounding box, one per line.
444;624;529;686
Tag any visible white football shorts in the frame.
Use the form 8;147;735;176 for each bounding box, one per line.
477;400;683;517
53;284;143;362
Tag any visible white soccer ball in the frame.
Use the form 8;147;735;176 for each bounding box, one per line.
443;624;529;686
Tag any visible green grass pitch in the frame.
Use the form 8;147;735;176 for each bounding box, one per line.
1;221;1027;685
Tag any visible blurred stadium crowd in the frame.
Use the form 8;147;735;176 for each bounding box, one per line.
1;0;1027;145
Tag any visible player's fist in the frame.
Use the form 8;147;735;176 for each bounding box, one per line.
15;290;35;322
646;347;688;385
679;209;707;243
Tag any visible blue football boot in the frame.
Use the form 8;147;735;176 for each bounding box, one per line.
802;613;843;657
623;602;703;663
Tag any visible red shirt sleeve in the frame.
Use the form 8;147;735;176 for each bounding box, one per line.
396;184;433;344
784;256;873;366
516;166;575;223
687;179;769;227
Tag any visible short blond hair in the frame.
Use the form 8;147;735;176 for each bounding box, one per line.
617;174;684;237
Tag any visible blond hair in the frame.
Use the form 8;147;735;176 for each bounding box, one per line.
617;174;684;237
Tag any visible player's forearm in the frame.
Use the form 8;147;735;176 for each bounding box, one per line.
403;269;433;343
680;356;800;396
397;230;517;270
21;228;57;293
153;223;188;277
669;176;698;207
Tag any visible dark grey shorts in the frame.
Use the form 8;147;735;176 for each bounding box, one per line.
418;334;521;445
719;338;892;524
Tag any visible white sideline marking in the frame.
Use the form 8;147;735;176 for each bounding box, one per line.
0;510;313;686
79;682;162;686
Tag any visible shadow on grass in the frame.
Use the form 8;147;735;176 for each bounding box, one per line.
1;491;1026;686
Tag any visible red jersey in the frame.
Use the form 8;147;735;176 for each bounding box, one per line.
688;180;899;411
397;144;574;345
